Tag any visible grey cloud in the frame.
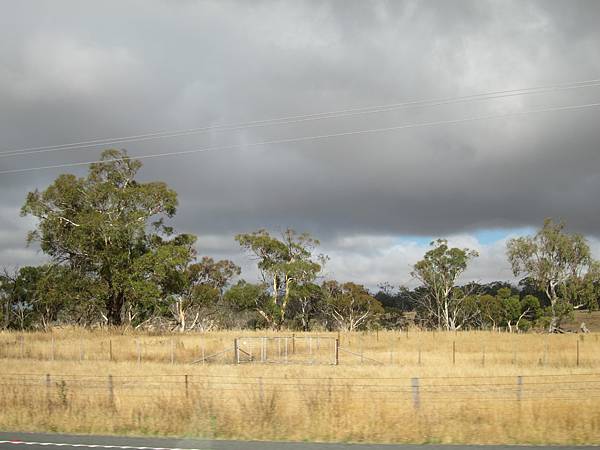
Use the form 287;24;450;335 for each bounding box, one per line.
1;0;600;282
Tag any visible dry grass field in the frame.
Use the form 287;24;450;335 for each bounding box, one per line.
1;328;600;444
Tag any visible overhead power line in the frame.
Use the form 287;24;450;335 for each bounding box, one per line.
2;78;600;159
2;100;599;176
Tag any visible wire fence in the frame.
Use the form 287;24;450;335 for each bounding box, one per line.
1;333;597;366
2;372;600;408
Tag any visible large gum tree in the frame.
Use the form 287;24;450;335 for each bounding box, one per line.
21;149;188;326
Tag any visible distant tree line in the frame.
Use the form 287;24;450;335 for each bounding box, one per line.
1;150;599;332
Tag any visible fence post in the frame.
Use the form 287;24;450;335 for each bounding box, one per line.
20;335;24;359
452;341;456;365
233;338;239;364
108;374;114;406
291;334;295;354
577;339;580;367
360;339;364;364
170;338;175;365
284;337;288;363
51;336;55;361
79;338;84;362
411;377;420;410
109;340;113;362
136;340;142;365
185;374;189;399
517;375;523;401
335;338;339;365
46;373;51;405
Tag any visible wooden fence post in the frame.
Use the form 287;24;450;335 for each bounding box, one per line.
452;341;456;365
233;338;239;364
576;339;580;367
170;338;175;365
108;374;114;406
185;374;189;398
517;375;523;401
46;373;51;405
411;377;420;410
335;338;339;365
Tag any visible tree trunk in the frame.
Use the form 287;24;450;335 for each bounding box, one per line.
106;291;124;326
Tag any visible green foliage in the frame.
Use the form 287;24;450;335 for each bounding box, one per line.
411;239;479;330
507;218;598;331
21;149;191;326
235;228;325;329
322;281;383;331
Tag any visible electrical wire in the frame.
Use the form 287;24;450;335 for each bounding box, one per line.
2;78;600;158
1;100;599;175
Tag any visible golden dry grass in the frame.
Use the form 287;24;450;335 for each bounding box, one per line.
1;328;600;444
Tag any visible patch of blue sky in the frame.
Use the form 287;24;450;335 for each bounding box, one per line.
474;227;535;244
393;227;536;247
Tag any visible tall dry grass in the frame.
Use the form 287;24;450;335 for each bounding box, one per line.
1;328;599;444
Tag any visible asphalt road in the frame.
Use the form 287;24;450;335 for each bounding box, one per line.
0;432;598;450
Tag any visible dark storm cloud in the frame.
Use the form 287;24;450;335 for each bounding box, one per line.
2;0;600;275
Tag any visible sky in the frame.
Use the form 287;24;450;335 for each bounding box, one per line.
1;0;600;290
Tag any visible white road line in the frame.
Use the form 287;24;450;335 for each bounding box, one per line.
0;442;207;450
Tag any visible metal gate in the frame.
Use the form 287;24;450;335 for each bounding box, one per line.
234;336;338;365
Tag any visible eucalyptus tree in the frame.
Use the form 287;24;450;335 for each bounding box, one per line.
21;149;191;326
235;228;325;329
321;281;383;331
411;239;479;330
507;219;598;331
